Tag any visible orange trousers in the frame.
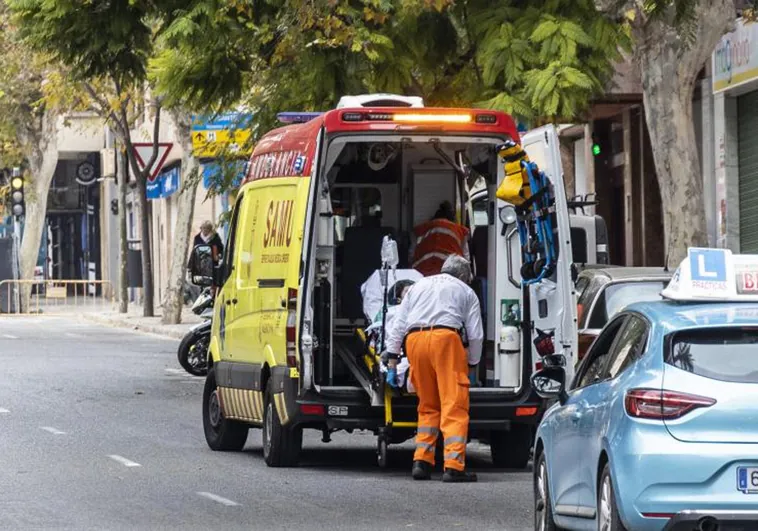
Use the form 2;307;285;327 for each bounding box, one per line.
406;329;470;472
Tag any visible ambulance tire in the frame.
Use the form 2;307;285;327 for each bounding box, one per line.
263;380;302;468
490;423;532;469
203;368;249;451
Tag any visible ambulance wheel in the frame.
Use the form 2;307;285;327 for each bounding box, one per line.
262;380;302;467
490;424;532;469
377;438;388;468
203;368;249;451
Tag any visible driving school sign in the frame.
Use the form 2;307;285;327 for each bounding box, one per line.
712;18;758;93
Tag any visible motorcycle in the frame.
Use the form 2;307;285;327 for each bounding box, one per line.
177;287;213;376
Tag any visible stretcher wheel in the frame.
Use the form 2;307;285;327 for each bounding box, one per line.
377;438;388;468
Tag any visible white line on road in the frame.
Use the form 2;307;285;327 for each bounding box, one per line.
107;455;142;467
197;492;239;507
2;334;18;339
64;332;84;339
40;426;66;435
164;368;184;374
0;408;9;414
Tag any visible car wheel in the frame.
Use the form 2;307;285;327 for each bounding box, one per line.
490;423;532;469
203;368;249;451
598;463;627;531
534;452;560;531
262;380;302;467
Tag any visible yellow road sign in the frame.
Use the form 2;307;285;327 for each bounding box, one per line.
192;129;253;159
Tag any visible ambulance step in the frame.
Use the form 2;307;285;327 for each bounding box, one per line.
333;341;383;406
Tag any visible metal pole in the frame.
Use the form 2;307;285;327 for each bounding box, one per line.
12;216;21;313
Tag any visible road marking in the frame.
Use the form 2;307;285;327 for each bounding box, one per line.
65;332;84;339
164;368;184;374
107;455;141;467
197;492;239;507
40;426;66;435
0;408;9;414
2;334;18;339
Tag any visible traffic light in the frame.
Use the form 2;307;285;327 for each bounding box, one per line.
10;168;24;218
591;134;601;157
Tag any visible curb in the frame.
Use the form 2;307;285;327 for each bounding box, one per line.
80;313;190;340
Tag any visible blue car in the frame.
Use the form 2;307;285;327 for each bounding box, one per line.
532;297;758;530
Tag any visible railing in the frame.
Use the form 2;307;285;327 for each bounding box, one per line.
0;279;115;315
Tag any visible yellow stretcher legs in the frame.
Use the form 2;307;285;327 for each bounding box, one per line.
495;141;533;206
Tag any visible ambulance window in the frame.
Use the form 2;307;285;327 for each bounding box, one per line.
472;196;489;227
223;192;244;281
332;187;382;242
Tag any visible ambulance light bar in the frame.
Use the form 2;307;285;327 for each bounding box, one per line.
277;112;324;124
661;248;758;302
340;111;498;125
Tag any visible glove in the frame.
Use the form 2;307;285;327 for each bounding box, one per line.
387;368;398;388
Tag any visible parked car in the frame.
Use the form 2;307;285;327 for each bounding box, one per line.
575;267;672;361
532;249;758;531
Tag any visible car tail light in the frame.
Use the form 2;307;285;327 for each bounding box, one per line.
299;404;324;416
535;360;543;371
286;288;298;368
625;388;716;420
516;407;538;417
533;329;555;357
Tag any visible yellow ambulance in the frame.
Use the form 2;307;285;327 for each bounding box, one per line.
189;94;578;467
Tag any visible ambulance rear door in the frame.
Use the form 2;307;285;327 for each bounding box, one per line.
519;125;576;383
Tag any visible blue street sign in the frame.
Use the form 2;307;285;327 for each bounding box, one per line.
202;161;246;191
191;112;254;132
147;165;181;200
689;248;727;283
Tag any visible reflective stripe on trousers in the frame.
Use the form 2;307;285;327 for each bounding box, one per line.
406;329;470;472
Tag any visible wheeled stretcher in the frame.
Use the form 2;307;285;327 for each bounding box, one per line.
358;269;424;468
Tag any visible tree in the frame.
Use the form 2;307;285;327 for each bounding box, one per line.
153;0;630;136
9;0;185;317
0;5;61;309
161;109;201;325
595;0;737;266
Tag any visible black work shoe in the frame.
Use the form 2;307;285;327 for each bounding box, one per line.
442;468;478;483
412;460;432;480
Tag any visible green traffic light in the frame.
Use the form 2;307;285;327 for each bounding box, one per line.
592;143;601;156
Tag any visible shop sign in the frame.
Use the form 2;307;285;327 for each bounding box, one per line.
713;18;758;93
147;165;180;200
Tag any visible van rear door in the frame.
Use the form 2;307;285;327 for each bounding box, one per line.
519;125;577;382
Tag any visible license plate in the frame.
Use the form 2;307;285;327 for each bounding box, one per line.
737;467;758;493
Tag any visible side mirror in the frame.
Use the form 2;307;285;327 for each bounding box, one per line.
531;366;568;405
190;244;214;286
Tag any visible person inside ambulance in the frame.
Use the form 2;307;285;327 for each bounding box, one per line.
384;254;483;483
411;201;470;277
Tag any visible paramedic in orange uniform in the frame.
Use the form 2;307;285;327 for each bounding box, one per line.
411;202;470;277
384;254;483;482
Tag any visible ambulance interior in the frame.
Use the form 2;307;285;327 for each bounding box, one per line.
310;136;521;393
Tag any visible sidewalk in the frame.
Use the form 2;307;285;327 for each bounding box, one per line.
25;297;203;339
81;305;203;340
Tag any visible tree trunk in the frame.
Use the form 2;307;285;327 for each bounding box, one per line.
136;176;154;317
118;145;129;314
632;0;734;268
17;111;58;311
162;110;200;325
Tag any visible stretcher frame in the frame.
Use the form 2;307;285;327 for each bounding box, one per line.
356;328;419;468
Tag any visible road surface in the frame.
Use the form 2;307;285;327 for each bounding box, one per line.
0;316;533;530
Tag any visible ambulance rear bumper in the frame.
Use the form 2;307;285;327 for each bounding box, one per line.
293;387;545;431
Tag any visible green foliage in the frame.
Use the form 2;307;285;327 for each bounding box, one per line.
148;0;630;132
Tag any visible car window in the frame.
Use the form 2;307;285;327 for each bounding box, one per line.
587;280;667;329
605;315;648;379
576;276;605;328
574;316;627;389
666;328;758;384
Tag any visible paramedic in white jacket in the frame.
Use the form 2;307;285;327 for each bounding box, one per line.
384;255;483;482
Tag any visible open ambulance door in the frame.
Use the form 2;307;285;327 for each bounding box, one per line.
492;125;577;391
